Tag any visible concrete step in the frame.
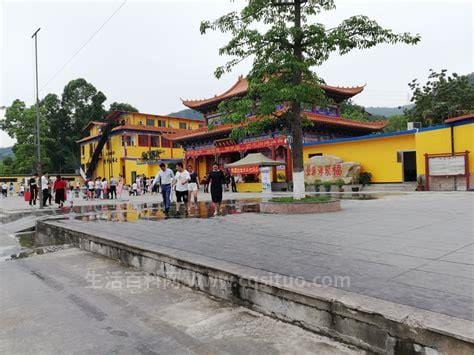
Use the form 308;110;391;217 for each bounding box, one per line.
363;183;417;192
35;219;474;355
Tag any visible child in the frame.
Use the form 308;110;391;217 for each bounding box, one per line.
67;185;74;208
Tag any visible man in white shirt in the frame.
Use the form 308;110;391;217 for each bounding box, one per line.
173;162;190;213
41;172;49;207
151;163;174;214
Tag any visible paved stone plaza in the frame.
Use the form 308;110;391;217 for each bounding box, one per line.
0;248;361;354
45;192;473;321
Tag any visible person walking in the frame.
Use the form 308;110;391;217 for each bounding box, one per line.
109;176;117;199
206;163;225;216
230;175;237;192
101;178;108;199
151;163;174;215
187;165;199;208
174;162;190;213
47;176;53;206
8;182;14;197
87;179;95;200
41;172;49;207
29;174;38;206
94;177;102;199
53;175;67;208
1;182;7;198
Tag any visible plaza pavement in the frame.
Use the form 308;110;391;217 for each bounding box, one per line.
0;248;361;354
42;192;474;322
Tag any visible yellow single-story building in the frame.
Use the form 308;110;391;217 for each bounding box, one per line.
304;114;473;190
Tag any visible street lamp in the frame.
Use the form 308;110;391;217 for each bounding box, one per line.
31;28;43;209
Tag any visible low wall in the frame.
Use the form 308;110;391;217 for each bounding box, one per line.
35;220;474;354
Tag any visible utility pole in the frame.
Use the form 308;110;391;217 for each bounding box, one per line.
32;28;43;209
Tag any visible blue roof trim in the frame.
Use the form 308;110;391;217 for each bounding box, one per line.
303;120;472;147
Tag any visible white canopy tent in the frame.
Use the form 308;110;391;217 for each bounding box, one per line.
224;153;285;168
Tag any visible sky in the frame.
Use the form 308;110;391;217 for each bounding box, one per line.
0;0;473;147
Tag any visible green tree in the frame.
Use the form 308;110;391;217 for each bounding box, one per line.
407;70;474;126
60;78;107;168
108;102;139;114
384;114;409;132
61;78;107;133
339;100;372;122
201;0;420;198
0;99;53;174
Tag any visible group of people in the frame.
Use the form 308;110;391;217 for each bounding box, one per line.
26;173;74;208
151;162;225;215
1;182;15;198
85;176;120;200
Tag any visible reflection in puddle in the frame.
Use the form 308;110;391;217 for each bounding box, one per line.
73;200;261;223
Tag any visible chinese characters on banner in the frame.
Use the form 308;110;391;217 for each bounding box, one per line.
230;166;260;175
305;163;343;178
185;136;287;158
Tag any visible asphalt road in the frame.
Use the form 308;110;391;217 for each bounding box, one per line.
0;248;363;355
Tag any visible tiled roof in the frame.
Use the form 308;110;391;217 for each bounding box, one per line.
181;76;364;109
169;113;387;142
444;113;474;124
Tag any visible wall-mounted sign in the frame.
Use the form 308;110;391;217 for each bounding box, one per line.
260;167;272;193
428;156;465;176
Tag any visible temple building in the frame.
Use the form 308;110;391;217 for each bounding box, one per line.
77;111;203;183
171;76;387;190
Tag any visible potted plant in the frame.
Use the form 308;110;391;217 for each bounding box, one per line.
351;173;361;192
335;179;345;192
416;175;425;191
359;172;372;189
322;180;332;193
314;179;322;192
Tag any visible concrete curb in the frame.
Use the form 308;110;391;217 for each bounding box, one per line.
36;220;474;354
260;200;341;213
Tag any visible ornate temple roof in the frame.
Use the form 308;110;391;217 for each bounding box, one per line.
181;76;365;112
168;112;387;144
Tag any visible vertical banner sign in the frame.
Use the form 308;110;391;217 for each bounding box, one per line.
260;167;271;193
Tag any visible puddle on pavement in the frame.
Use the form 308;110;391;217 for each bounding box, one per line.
72;199;261;223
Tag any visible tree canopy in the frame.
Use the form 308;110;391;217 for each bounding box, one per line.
201;0;420;198
406;70;474;125
0;78;139;174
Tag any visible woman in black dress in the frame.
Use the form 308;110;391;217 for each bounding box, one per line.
206;163;225;215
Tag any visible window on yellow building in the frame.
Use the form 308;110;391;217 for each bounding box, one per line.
146;119;154;126
158;120;166;127
198;124;203;129
138;135;148;147
179;122;187;129
161;137;171;148
151;136;160;147
81;145;85;156
122;135;136;147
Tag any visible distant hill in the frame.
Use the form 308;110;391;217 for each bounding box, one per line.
468;72;474;85
0;146;14;159
365;105;414;117
168;108;204;121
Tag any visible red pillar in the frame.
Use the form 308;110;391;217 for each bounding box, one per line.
465;151;470;191
285;147;292;182
271;146;277;182
424;153;430;191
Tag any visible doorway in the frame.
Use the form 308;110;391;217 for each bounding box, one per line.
402;151;417;182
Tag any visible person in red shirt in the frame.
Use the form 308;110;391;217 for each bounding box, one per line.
53;175;67;208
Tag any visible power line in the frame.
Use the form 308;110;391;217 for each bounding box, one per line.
40;0;127;93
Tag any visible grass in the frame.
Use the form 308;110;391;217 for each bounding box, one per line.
268;195;332;203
